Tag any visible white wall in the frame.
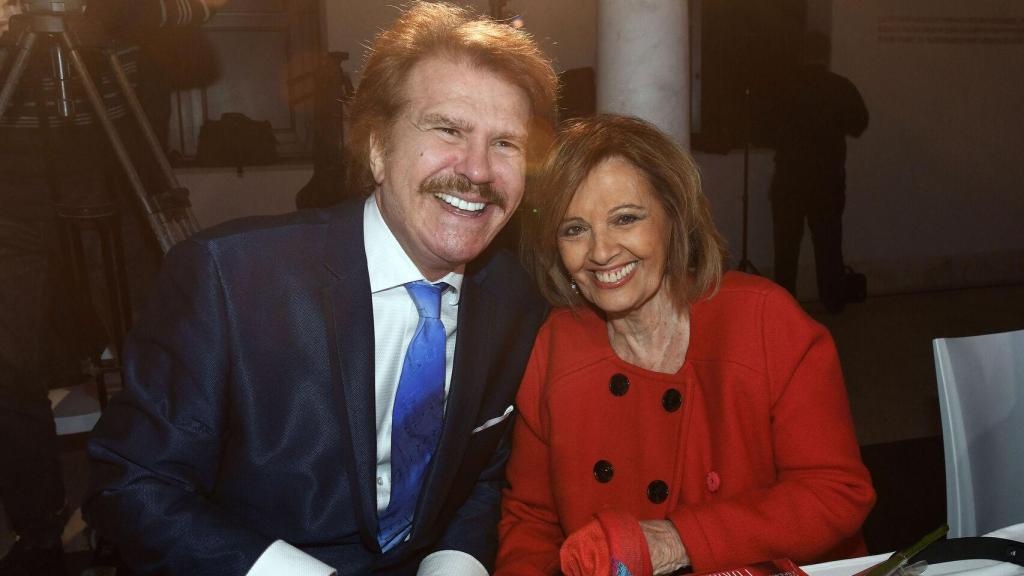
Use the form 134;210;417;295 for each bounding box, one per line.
832;0;1024;292
177;166;311;228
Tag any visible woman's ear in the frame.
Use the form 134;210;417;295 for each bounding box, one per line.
369;133;386;185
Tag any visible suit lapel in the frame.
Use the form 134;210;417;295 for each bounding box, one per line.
322;201;381;550
410;269;498;540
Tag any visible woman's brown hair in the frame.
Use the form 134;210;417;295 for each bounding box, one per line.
524;114;727;310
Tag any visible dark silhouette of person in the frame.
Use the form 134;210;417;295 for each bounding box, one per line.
768;31;868;312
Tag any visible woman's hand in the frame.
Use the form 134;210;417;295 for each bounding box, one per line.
640;520;690;575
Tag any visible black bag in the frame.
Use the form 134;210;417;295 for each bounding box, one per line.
196;112;277;172
912;536;1024;568
842;266;867;303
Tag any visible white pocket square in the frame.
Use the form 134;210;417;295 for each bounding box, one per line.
471;404;514;434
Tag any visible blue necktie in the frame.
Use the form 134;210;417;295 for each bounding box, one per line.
378;280;447;551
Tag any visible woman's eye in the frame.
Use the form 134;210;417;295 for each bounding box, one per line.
614;214;640;225
560;224;584;237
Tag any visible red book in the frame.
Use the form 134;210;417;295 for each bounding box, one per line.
693;558;809;576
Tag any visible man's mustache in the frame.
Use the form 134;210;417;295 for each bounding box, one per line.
421;175;506;210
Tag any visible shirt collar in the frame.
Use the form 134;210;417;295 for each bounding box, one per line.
363;195;463;301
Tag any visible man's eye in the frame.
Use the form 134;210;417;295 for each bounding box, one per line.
495;140;519;150
437;127;459;136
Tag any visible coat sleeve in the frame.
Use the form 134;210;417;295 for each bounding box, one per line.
495;326;565;575
83;239;273;575
669;287;876;571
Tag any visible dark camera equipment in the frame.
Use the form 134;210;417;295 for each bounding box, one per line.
20;1;88;119
0;0;199;253
19;0;87;13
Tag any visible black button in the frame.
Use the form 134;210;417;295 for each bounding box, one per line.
662;388;682;412
593;460;614;483
609;373;630;396
647;480;669;503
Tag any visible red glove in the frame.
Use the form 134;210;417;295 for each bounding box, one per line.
560;511;653;576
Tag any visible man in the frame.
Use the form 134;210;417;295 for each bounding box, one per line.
83;3;557;574
769;31;868;313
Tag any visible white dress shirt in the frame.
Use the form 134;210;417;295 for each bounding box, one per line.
247;196;487;576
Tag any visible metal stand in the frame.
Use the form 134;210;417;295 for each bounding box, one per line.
736;85;760;275
1;10;200;410
56;203;133;409
0;11;199;253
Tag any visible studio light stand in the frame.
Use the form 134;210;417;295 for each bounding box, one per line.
0;3;200;253
736;26;759;275
736;84;759;274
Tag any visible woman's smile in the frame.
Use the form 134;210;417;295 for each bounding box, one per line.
592;261;638;287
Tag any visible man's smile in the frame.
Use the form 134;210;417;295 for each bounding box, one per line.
434;192;487;213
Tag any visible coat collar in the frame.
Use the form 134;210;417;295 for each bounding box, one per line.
322;200;380;551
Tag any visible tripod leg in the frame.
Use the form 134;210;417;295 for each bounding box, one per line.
0;30;37;120
106;51;201;237
107;53;180;192
58;32;178;253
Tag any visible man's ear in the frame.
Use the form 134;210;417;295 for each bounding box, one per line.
369;133;386;185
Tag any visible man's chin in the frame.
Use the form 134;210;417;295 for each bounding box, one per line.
430;238;499;269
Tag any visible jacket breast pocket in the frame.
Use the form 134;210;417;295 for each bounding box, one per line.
471;404;514;435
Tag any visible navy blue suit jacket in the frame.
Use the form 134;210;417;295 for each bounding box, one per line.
84;199;547;575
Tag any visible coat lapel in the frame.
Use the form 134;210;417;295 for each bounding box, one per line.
410;269;499;540
322;202;381;550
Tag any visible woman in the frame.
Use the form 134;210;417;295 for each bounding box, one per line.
496;115;875;576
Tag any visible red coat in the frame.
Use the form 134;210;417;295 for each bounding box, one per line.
497;273;875;575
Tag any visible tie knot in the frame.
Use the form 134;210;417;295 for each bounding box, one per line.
405;280;446;319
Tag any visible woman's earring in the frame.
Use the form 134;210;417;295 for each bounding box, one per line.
569;278;579;294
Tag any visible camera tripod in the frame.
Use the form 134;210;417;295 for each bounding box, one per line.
0;9;200;253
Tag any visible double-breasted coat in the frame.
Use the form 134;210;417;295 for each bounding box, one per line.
497;273;875;574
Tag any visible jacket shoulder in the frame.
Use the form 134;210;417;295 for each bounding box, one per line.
165;200;363;284
699;271;797;311
470;249;547;313
531;306;612;377
689;272;826;367
189;205;341;247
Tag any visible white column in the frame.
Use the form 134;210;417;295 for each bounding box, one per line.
597;0;690;148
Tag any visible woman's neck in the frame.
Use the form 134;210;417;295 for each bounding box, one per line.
605;290;690;374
